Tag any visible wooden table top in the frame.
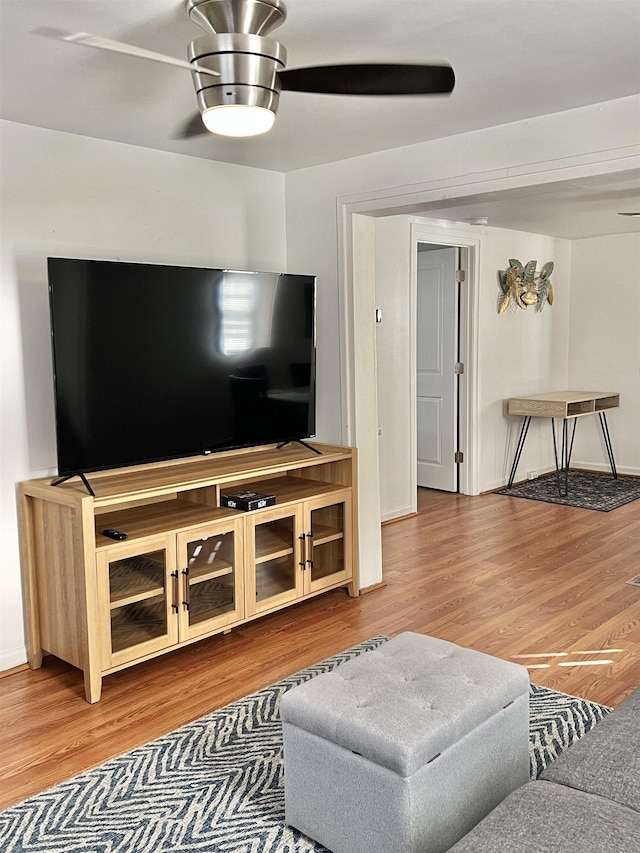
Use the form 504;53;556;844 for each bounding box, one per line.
508;391;620;419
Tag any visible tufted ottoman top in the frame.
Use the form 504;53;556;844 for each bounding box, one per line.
280;633;529;778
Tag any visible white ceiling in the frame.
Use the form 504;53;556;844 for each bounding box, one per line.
1;0;639;238
408;171;640;240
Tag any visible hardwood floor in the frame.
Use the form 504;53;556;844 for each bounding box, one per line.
1;486;639;809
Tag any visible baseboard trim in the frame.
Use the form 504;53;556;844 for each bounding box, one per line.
571;463;640;478
359;582;387;595
382;512;417;526
0;647;28;674
0;662;29;679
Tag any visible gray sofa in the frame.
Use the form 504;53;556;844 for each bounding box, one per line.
449;684;640;852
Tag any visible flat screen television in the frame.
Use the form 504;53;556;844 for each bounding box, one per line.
47;258;316;477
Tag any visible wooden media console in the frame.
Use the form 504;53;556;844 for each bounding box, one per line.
18;442;359;702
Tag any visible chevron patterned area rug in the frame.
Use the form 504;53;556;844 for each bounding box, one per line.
0;636;611;853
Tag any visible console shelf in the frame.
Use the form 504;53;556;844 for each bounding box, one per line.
255;526;294;563
18;442;359;702
108;555;165;609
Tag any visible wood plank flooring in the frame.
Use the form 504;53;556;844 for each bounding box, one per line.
1;486;639;810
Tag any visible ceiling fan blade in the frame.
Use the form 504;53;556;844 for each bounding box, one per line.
278;63;454;96
32;27;220;78
175;112;208;139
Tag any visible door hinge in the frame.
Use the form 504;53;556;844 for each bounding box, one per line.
454;362;464;375
455;270;466;283
455;451;464;463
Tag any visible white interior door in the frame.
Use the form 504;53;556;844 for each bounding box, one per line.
416;246;458;491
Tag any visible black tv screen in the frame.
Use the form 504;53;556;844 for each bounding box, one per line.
48;258;316;476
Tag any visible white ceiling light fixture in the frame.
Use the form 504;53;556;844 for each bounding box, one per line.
201;104;276;137
467;216;489;226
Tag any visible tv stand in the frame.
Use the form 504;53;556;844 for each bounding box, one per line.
18;442;359;703
277;439;322;455
51;472;95;497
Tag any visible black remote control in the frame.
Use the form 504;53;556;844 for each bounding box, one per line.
102;528;128;540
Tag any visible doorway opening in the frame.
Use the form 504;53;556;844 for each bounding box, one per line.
375;217;478;525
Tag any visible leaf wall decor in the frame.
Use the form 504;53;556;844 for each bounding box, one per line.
497;258;555;313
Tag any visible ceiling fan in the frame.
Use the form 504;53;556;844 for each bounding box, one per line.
38;0;455;138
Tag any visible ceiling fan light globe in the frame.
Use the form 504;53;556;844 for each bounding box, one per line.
202;104;275;136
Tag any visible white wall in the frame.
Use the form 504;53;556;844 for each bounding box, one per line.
568;233;640;475
0;120;287;671
374;221;638;508
478;228;572;490
286;96;640;443
374;215;572;520
374;216;414;521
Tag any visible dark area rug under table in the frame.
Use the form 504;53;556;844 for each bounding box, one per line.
497;470;640;511
0;636;611;853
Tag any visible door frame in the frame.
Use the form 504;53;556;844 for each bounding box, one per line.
337;212;481;584
410;220;480;501
336;155;633;590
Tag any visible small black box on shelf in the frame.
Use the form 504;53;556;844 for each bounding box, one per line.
220;490;276;511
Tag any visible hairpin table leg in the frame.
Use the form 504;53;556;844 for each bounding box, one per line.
551;417;577;497
598;411;618;479
507;416;531;488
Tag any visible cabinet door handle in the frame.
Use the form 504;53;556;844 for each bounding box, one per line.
182;568;190;611
307;531;314;569
298;533;306;569
171;570;179;613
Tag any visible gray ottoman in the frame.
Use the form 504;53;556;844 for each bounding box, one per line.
280;633;530;853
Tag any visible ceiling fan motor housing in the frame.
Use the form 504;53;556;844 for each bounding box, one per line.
186;0;286;37
187;0;287;119
189;33;286;117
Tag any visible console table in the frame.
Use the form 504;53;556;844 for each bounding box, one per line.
506;391;620;496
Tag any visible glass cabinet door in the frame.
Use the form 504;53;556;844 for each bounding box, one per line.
247;505;303;615
97;535;178;668
304;491;352;594
177;519;244;640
